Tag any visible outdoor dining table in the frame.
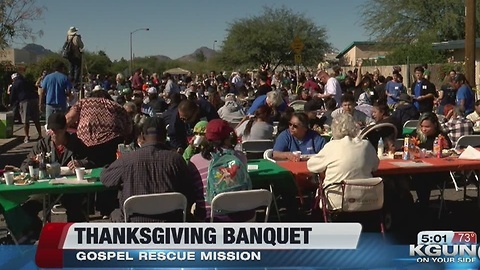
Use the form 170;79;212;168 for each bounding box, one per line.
274;156;480;204
0;168;105;236
0;160;297;236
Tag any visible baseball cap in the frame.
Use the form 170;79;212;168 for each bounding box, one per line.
147;87;157;94
11;73;18;80
47;113;67;130
205;119;234;141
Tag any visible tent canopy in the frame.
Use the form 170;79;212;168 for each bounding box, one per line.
163;67;190;75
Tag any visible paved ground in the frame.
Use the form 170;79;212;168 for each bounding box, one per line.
0;123;479;245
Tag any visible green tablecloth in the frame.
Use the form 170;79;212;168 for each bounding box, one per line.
0;168;105;236
403;127;415;136
247;159;297;191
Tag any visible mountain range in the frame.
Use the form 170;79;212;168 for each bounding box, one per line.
19;44;217;62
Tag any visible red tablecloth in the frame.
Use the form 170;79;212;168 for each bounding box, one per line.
277;157;480;182
375;157;480;176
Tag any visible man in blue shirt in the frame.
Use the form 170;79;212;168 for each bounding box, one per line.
453;73;475;115
273;112;326;160
385;73;405;109
410;66;436;113
40;62;72;120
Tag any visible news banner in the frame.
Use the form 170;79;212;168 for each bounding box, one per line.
1;223;480;269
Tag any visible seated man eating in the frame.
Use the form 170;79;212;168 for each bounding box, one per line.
272;112;326;161
14;113;95;242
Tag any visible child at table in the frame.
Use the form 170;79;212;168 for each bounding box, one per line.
183;121;208;162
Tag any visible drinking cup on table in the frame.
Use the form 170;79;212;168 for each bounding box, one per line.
28;166;39;181
4;172;14;185
75;167;86;180
293;151;302;161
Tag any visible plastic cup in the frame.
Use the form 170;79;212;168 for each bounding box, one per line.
4;172;14;185
75;167;85;181
28;166;39;180
293;151;301;161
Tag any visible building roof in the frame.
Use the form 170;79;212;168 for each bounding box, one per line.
335;41;379;59
432;38;480;50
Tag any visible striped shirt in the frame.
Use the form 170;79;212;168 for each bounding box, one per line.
72;98;132;147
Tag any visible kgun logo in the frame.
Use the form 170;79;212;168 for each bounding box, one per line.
409;244;478;263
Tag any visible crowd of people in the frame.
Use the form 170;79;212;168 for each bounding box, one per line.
2;53;479;243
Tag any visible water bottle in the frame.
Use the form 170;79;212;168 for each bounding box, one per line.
403;136;410;160
434;135;442;158
377;137;384;158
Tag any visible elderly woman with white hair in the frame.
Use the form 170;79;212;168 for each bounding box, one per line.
217;93;246;123
247;90;287;116
307;113;379;207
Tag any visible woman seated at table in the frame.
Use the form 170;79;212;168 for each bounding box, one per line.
272;112;326;161
307;113;379;210
188;119;254;222
410;112;452;207
364;101;402;149
235;105;273;141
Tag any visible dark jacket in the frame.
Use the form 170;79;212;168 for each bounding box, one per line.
164;99;219;149
9;76;38;105
410;79;436;113
20;133;95;172
392;103;420;128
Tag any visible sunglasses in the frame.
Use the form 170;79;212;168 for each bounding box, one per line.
289;122;300;129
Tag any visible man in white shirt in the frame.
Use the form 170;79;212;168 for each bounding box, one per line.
316;70;342;105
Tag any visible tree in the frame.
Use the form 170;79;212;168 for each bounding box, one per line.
218;6;331;71
360;0;480;43
83;51;113;76
0;0;45;48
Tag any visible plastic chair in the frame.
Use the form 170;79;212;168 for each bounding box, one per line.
317;177;385;234
123;192;187;222
263;149;275;163
288;100;307;112
403;120;418;128
210;189;272;222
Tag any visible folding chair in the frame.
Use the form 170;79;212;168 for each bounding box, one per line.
450;135;480;203
210;189;272;222
123;193;188;222
358;123;398;141
288;100;307;112
403;120;418;128
242;140;274;159
317;177;385;234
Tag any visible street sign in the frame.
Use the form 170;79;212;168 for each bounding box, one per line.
294;54;302;64
290;36;304;53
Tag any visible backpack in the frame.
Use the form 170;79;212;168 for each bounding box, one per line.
205;149;252;203
62;36;74;59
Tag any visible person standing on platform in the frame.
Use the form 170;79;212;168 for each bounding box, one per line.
65;27;84;85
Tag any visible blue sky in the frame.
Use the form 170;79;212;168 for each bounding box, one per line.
19;0;370;61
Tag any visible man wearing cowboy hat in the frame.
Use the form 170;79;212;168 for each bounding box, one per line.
66;26;84;84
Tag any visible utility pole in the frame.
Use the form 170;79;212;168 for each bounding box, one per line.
465;0;476;90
